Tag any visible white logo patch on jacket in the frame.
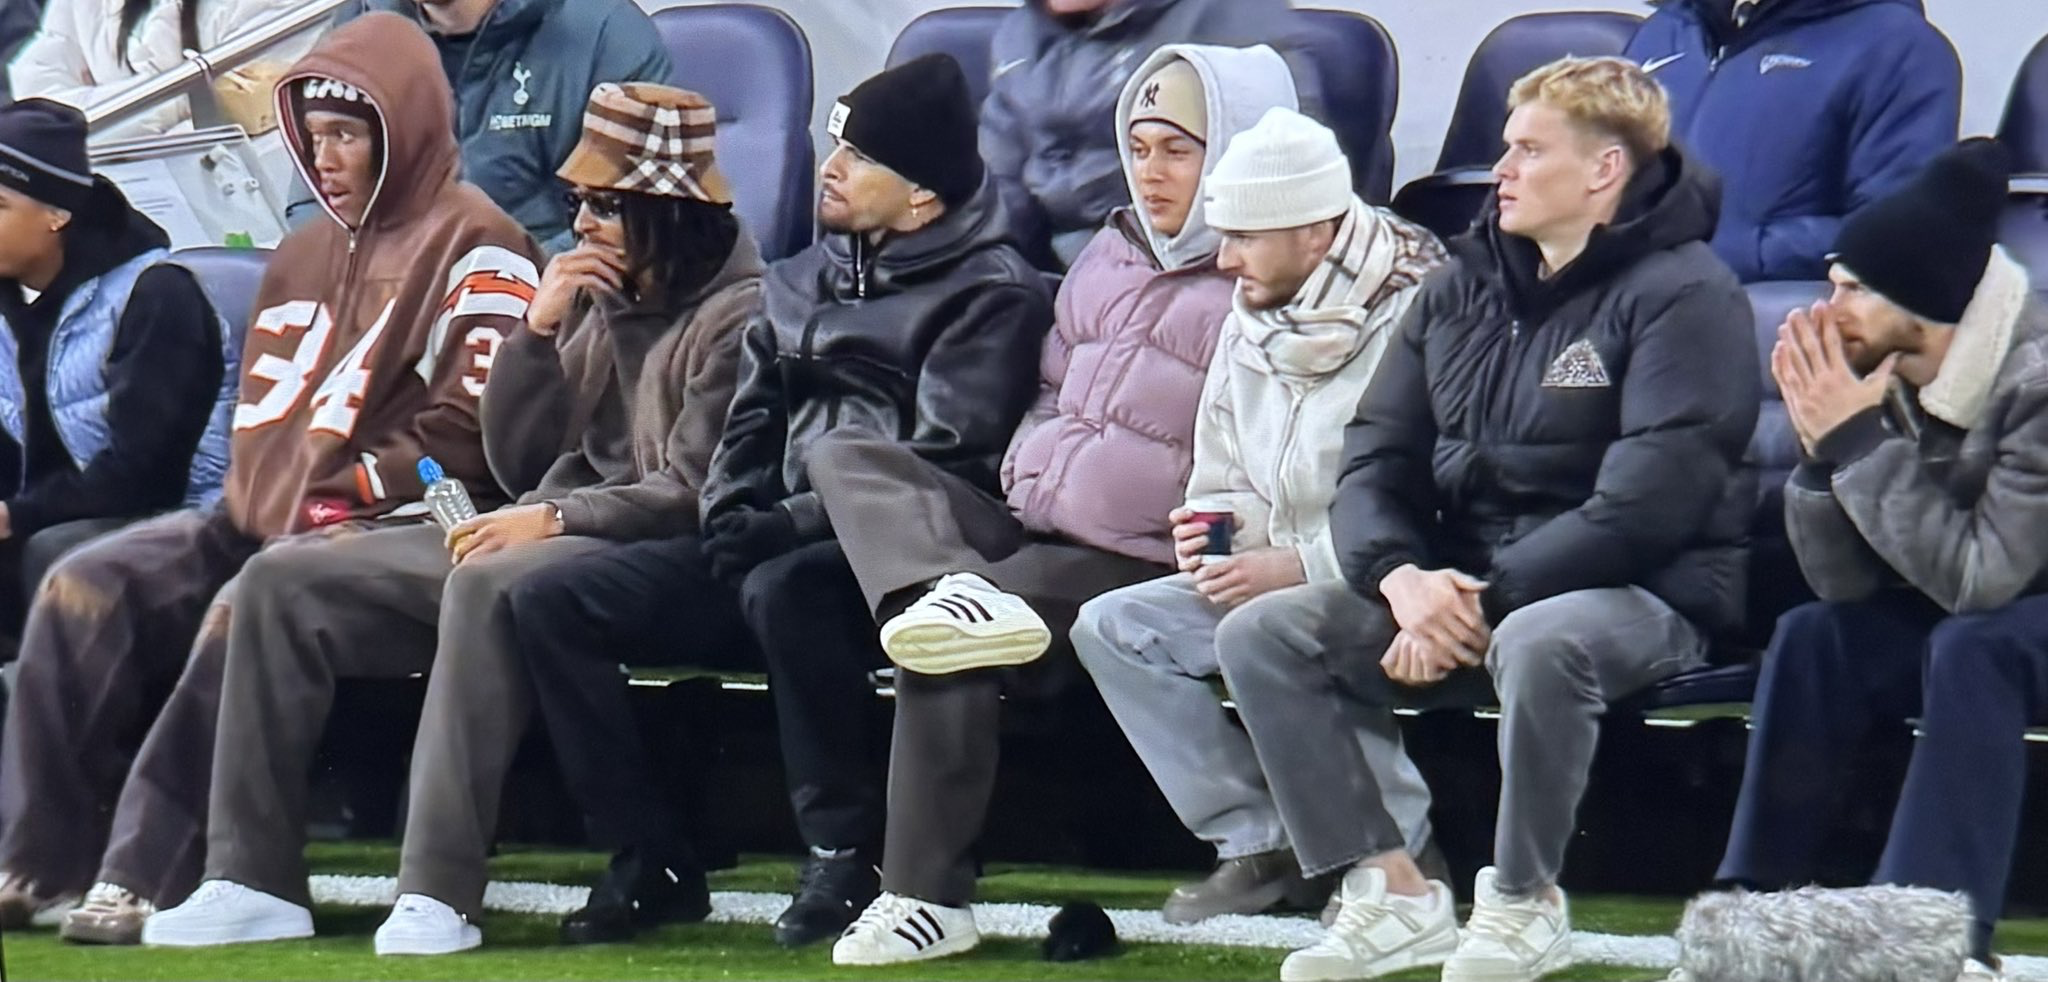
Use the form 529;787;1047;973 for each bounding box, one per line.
1760;53;1814;74
1542;339;1612;389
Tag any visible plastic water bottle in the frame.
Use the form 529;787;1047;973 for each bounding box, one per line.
418;457;477;530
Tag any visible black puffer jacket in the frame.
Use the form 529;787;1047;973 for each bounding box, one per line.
701;175;1054;534
1332;147;1760;636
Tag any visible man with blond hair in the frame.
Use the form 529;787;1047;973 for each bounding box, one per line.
1204;57;1756;981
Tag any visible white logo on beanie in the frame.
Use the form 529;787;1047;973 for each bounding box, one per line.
827;102;850;140
302;78;364;103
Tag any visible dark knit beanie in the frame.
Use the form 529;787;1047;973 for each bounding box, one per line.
1829;137;2011;325
0;99;95;213
827;53;982;208
291;75;382;133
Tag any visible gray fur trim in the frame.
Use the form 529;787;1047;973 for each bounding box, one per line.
1677;886;1971;982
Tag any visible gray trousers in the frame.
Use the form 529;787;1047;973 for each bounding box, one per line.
1214;580;1706;892
1072;574;1437;873
809;433;1167;905
203;522;605;917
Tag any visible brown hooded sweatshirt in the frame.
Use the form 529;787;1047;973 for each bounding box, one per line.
223;11;542;539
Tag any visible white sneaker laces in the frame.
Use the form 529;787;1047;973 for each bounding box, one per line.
848;893;920;936
82;882;137;908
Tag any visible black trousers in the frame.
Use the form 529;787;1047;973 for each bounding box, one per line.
1718;593;2048;960
511;534;880;857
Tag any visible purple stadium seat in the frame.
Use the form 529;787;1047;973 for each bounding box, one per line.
652;4;816;261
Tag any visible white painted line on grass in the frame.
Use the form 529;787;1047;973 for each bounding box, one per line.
307;876;2048;979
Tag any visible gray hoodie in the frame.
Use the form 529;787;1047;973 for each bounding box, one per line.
1788;248;2048;613
981;0;1318;270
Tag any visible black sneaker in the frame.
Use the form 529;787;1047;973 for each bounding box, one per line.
773;849;879;948
560;850;711;945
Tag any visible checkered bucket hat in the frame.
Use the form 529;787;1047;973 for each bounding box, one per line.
556;82;733;204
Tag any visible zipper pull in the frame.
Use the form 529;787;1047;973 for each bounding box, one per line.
347;232;359;256
1710;45;1727;71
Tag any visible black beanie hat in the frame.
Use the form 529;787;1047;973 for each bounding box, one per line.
0;99;95;213
828;53;982;208
1830;137;2012;325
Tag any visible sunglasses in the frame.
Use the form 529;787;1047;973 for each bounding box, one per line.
564;189;623;221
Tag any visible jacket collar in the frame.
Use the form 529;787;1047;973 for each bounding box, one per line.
1919;247;2035;431
817;173;1012;298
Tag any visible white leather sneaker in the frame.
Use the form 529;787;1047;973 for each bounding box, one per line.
374;893;482;956
881;573;1051;673
141;880;313;947
1440;867;1573;982
1282;865;1459;981
831;892;979;966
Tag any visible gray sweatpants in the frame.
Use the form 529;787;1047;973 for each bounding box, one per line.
1195;579;1704;891
1072;574;1437;870
202;522;606;916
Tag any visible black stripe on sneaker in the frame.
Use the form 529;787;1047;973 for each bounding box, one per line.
958;596;993;622
907;916;936;946
935;597;983;623
892;925;928;950
916;907;945;939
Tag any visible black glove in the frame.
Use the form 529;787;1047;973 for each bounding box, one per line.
703;507;800;584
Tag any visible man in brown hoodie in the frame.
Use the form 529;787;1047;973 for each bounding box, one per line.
0;11;542;946
125;82;758;953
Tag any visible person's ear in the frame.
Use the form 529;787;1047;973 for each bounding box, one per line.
46;207;71;234
907;184;939;223
1589;145;1627;195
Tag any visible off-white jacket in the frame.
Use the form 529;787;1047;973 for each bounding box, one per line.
1185;202;1443;582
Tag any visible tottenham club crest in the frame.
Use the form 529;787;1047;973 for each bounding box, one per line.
512;63;533;108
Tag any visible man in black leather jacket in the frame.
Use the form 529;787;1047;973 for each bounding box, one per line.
504;53;1053;951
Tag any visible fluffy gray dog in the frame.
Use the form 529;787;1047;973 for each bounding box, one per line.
1674;885;1973;982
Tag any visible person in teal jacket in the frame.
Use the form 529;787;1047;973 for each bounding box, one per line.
290;0;670;254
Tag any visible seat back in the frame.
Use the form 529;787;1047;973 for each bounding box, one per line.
1743;280;1830;641
2001;184;2048;295
654;4;817;261
1434;11;1642;171
168;247;271;355
886;6;1008;108
1298;8;1399;204
1999;34;2048;175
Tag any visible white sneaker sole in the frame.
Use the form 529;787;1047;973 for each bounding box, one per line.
376;925;482;956
142;910;314;947
1440;935;1573;982
833;928;980;966
1281;925;1459;981
881;617;1051;675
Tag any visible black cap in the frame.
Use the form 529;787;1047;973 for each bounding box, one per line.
1830;137;2011;325
0;99;95;212
828;53;982;208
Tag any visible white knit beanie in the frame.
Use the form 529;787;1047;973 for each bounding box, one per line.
1204;107;1352;232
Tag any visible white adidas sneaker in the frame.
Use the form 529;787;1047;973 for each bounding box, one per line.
374;893;482;956
880;573;1051;674
1440;867;1572;982
1281;865;1458;981
141;880;313;947
832;892;979;966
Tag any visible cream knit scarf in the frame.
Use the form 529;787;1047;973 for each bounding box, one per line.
1231;197;1445;380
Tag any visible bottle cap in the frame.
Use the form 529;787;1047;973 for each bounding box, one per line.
417;457;445;485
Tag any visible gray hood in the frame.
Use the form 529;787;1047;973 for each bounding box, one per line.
1113;43;1298;270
